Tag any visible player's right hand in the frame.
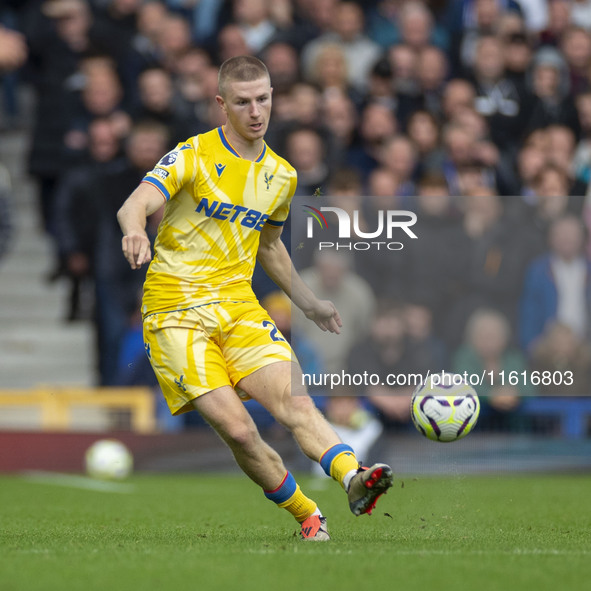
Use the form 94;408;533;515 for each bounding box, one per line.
122;232;152;269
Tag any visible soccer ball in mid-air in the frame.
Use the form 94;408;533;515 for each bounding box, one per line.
85;439;133;480
410;376;480;442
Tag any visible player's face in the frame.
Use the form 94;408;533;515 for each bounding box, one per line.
217;77;273;143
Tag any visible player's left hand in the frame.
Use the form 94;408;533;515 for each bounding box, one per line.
306;300;342;334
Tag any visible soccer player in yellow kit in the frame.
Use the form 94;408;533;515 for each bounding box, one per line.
117;55;393;540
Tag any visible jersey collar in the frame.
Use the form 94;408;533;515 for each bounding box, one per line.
218;126;266;162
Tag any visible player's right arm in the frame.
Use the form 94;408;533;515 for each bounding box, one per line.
117;182;166;270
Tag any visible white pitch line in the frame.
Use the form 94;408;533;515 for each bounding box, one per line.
245;548;591;556
22;470;134;493
382;549;591;557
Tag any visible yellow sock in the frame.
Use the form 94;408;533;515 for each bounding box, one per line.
264;472;317;522
319;444;359;489
278;485;317;522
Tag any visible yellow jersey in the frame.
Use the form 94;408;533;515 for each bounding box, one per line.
141;126;297;317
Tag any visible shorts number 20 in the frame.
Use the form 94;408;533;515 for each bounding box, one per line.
262;320;285;342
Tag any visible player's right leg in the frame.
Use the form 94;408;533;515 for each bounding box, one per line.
190;385;286;489
142;309;328;539
238;361;394;516
190;387;330;540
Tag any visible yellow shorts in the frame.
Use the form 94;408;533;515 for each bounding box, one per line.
143;301;295;415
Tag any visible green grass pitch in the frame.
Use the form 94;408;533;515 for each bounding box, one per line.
1;472;590;591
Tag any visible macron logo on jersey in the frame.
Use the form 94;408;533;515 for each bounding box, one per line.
215;163;226;177
195;197;269;231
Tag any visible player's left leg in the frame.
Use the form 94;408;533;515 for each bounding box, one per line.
192;385;330;540
237;361;394;514
239;361;340;460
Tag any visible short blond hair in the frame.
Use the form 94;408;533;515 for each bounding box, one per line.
218;55;270;97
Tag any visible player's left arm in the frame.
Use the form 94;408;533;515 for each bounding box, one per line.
257;224;342;334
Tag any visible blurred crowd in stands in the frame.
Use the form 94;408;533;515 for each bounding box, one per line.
2;0;591;437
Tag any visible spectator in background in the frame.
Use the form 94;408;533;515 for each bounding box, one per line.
544;124;587;195
454;0;506;74
531;320;591;396
289;167;364;271
92;0;146;91
518;192;578;264
53;117;123;321
451;106;511;192
453;308;535;430
497;9;526;48
403;297;448;376
132;1;168;68
307;44;364;107
520;214;591;353
132;65;202;143
416;45;449;117
353;170;406;299
347;302;414;431
295;250;375;375
401;174;464;335
288;82;323;127
322;91;359;160
526;47;580;138
407;109;445;176
93;120;169;385
533;163;579;204
378;135;418;199
503;32;532;91
369;1;448;53
471;34;528;154
387;43;419;103
283;126;330;197
506;145;579;226
277;0;337;52
366;0;403;48
262;41;300;92
24;0;114;236
165;0;224;49
267;0;293;32
513;142;548;201
539;0;571;46
64;57;130;161
347;101;397;181
217;23;250;63
301;1;381;92
441;78;477;121
173;47;214;127
560;26;591;95
398;1;447;52
364;57;396;109
232;0;277;55
444;191;538;347
441;122;480;194
156;12;193;74
365;167;400;206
